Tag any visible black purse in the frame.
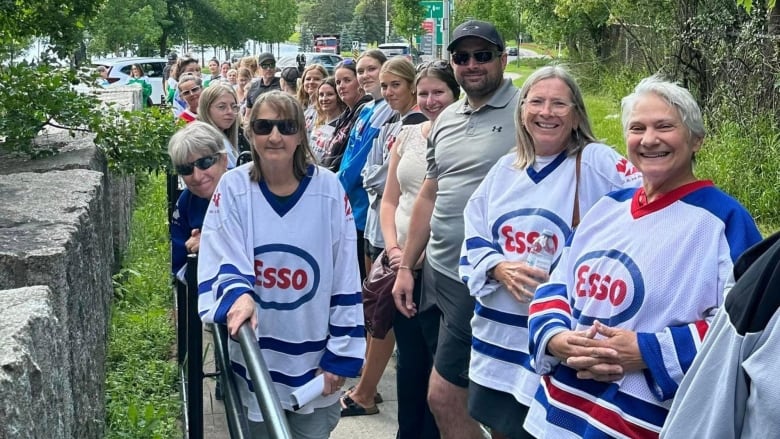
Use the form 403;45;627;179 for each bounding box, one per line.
361;250;397;339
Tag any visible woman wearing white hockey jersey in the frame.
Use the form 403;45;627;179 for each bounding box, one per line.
524;75;762;438
459;65;642;439
197;91;365;438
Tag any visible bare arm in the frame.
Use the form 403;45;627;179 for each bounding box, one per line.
380;147;403;269
392;177;437;317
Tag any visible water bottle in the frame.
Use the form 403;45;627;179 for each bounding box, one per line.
526;229;555;275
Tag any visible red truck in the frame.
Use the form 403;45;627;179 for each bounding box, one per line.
313;34;340;54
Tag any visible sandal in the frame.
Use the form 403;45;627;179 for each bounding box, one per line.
340;394;379;417
344;385;383;404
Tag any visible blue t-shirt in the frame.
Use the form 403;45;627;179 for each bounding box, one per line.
170;188;210;277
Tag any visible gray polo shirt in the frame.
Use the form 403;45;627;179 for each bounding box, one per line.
426;78;520;281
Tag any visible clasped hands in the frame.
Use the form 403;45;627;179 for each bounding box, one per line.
547;320;646;383
491;260;549;303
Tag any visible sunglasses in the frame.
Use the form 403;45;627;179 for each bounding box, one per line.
451;50;501;66
175;154;220;176
251;119;299;136
180;85;202;97
261;62;276;70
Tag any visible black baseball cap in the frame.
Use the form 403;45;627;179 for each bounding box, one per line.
447;20;505;52
258;52;275;65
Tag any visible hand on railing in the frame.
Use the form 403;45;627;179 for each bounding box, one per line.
227;294;258;336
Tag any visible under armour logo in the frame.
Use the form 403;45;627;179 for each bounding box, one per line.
492;126;502;132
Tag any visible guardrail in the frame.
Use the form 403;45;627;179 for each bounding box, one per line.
176;253;292;439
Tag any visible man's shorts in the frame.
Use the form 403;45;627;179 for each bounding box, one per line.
419;260;475;388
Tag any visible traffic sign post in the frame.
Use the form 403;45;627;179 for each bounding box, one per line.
352;40;360;58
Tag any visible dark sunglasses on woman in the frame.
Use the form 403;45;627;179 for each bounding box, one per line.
251;119;299;136
451;50;501;66
175;153;220;176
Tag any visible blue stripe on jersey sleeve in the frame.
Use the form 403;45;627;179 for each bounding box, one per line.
329;324;365;338
198;263;255;295
637;332;677;401
668;325;697;372
475;302;528;327
319;349;364;377
680;186;761;262
214;289;254;324
330;291;362;307
465;236;500;252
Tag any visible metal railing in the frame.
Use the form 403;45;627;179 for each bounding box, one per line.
175;252;292;439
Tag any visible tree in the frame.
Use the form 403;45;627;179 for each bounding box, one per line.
391;0;425;44
1;0;105;62
351;0;386;45
305;0;357;34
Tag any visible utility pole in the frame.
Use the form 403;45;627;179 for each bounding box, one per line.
385;0;390;43
442;0;451;60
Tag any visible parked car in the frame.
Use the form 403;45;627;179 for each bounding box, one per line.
507;47;519;56
378;43;420;65
276;52;344;76
92;57;167;105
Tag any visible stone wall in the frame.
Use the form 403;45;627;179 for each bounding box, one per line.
0;87;141;439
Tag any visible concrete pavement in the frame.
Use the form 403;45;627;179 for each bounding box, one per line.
199;330;400;438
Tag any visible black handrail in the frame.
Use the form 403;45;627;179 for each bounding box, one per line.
184;254;203;439
210;324;251;439
237;324;293;438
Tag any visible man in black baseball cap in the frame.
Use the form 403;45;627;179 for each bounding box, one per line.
163;51;179;97
398;18;521;439
246;52;281;110
447;19;505;52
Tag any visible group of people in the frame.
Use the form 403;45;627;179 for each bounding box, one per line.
164;17;772;439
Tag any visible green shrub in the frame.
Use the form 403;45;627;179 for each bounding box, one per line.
105;173;180;439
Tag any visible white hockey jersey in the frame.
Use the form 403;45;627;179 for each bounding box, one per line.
525;180;762;438
197;163;365;421
459;143;642;406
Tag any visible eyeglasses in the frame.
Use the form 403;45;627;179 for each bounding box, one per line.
522;98;575;117
180;86;202;97
175;154;221;176
213;103;240;113
251;119;299;135
451;50;501;66
260;62;276;70
416;59;452;73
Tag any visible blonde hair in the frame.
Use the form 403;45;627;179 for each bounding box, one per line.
197;83;239;158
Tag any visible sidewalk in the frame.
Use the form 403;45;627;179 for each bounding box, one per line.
200;330;400;438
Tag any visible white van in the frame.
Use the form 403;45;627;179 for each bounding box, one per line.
377;43;415;63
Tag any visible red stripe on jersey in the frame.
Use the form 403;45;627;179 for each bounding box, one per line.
542;376;659;439
530;298;571;315
694;319;709;341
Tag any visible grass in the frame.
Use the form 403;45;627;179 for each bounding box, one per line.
105;172;180;439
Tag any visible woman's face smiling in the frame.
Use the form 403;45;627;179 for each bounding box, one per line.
521;77;577;156
303;69;325;98
318;83;340;116
182;152;226;199
357;56;382;97
380;72;414;113
416;76;455;122
626;92;701;197
335;68;361;108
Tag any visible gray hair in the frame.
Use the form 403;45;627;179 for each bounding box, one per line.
177;73;202;91
621;74;705;141
515;65;597;169
167;121;226;166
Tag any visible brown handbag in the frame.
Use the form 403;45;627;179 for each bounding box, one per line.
362;250;397;339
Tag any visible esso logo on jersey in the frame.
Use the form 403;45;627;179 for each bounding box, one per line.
571;250;645;326
253;244;320;310
490;208;570;256
500;227;560;255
